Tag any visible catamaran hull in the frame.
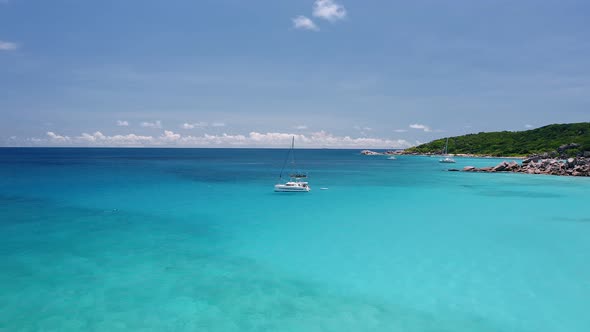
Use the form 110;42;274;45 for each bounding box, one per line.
274;184;310;192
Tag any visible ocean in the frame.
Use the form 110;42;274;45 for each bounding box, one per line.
1;148;589;331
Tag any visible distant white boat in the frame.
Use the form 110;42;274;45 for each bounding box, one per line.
439;138;456;163
275;137;311;192
274;181;310;192
387;156;396;160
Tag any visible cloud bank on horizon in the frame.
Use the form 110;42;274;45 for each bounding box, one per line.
1;0;589;148
9;130;414;149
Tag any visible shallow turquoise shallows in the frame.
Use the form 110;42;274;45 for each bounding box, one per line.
1;148;589;332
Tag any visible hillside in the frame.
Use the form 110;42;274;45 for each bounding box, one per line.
404;123;590;157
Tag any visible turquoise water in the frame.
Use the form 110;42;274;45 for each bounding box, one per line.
1;148;589;332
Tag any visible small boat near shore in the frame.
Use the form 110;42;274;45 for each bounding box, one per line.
439;156;456;163
439;138;456;163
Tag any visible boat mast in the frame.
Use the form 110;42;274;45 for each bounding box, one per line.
290;136;295;167
279;136;296;180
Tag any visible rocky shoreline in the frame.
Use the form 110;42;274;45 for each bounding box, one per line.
461;157;590;177
360;149;524;159
361;145;590;176
360;150;589;177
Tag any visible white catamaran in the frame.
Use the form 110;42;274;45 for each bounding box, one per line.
439;137;456;163
274;137;310;192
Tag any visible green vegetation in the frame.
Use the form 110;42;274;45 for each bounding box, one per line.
405;123;590;157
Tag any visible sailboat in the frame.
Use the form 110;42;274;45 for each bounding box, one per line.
439;137;456;163
274;137;311;192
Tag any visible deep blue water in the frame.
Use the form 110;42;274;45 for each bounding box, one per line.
1;148;589;331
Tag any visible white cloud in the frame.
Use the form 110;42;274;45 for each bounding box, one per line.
0;40;18;51
181;122;224;129
409;124;432;132
46;131;70;142
182;122;208;129
292;15;319;31
393;129;408;133
353;125;373;136
79;131;105;142
313;0;347;22
198;133;248;145
294;125;308;130
31;130;413;148
524;124;533;129
140;120;162;128
71;131;154;146
116;120;129;127
98;133;153;145
161;130;181;142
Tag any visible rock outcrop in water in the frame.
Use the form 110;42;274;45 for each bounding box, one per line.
461;157;590;176
360;150;383;155
360;150;399;156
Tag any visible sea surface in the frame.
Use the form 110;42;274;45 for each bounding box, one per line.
1;148;589;332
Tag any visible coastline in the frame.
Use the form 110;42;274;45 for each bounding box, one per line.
360;150;589;176
401;152;526;159
360;150;526;159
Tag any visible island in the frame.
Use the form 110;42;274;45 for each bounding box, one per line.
362;123;590;176
402;122;590;158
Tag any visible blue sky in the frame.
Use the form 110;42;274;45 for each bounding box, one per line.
1;0;589;147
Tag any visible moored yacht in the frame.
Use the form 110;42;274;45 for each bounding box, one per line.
274;180;310;192
439;137;456;163
275;137;311;192
439;156;456;163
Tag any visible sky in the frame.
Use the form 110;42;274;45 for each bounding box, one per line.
1;0;589;148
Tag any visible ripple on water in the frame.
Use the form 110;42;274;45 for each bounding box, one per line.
477;190;562;198
552;216;590;223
